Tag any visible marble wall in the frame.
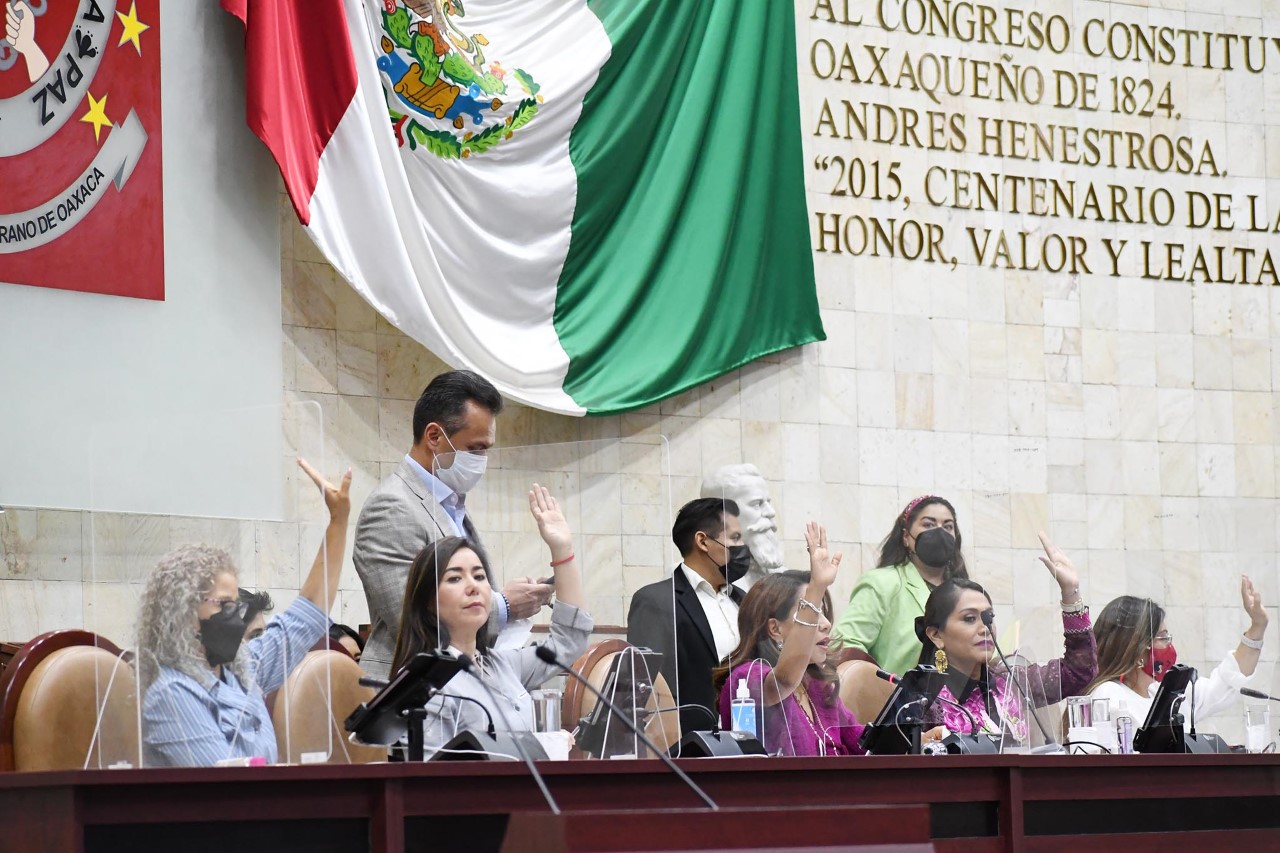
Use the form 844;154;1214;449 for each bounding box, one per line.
3;0;1280;739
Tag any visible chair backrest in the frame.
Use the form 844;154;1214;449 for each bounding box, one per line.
0;642;22;678
562;639;679;757
272;649;386;764
0;630;137;772
838;660;895;726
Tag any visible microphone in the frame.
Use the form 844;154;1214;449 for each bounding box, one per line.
534;644;719;810
1242;687;1280;702
455;653;561;815
980;610;1060;750
874;669;899;685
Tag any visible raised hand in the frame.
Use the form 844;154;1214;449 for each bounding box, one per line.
5;2;49;82
1037;531;1080;600
804;521;842;592
1242;574;1268;633
297;458;352;523
5;2;34;53
528;483;573;557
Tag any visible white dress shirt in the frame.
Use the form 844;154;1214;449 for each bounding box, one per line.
680;563;740;661
403;453;466;535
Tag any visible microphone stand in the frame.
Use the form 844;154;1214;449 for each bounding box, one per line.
456;654;561;815
536;645;719;810
981;612;1061;752
354;675;441;762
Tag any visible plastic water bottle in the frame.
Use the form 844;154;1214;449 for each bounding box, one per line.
730;678;758;737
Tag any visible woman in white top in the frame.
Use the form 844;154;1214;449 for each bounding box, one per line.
389;484;592;759
1083;576;1268;727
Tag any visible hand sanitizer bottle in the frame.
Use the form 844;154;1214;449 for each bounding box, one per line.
730;678;758;738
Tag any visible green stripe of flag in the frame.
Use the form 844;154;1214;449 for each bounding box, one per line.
555;0;825;415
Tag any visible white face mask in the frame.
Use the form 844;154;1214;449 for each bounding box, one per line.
434;432;487;495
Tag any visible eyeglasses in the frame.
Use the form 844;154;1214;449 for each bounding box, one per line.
1153;631;1173;645
200;597;249;619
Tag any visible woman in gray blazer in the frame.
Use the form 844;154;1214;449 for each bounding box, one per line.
390;484;592;759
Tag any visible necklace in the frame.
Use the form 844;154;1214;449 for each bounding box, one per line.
794;683;835;756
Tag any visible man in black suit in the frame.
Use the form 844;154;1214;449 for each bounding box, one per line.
627;497;751;738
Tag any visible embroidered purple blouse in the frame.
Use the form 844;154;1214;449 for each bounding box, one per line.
925;609;1097;739
718;661;866;757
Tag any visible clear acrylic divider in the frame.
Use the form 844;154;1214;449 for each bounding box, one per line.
0;508;44;770
667;476;753;756
578;645;667;759
729;658;796;756
402;436;670;760
1176;556;1275;750
1005;546;1076;754
88;401;335;768
989;645;1060;754
723;533;852;757
1083;559;1221;752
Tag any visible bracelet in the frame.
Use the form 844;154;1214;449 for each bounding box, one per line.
1061;599;1086;614
797;598;822;616
549;553;575;567
793;614;820;628
1241;633;1264;651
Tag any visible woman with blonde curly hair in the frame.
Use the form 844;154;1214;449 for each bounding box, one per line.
137;460;350;767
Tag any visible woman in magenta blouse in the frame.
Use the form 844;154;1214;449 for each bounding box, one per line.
914;534;1097;743
715;522;865;756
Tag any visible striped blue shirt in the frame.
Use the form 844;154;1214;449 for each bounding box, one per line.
142;595;330;767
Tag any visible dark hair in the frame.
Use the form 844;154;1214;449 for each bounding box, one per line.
878;496;968;580
390;537;493;674
411;370;504;445
915;578;993;667
672;497;740;557
1081;596;1165;696
713;571;839;702
329;623;365;651
239;588;274;622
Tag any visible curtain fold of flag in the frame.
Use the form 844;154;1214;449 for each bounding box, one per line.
224;0;823;416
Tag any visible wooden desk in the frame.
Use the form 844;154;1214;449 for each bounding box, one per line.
1;754;1279;852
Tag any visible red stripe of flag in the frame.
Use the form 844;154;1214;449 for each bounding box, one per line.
222;0;358;225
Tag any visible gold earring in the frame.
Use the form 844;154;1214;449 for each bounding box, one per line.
934;648;948;673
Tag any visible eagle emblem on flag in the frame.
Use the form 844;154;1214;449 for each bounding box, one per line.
375;0;541;159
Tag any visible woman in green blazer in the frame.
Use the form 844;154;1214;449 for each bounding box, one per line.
830;495;968;677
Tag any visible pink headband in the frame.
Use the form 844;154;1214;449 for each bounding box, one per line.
901;495;940;524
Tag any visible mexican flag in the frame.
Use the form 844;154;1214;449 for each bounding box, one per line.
223;0;822;415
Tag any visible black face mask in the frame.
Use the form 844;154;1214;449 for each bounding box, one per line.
913;527;957;569
199;609;248;666
711;541;752;584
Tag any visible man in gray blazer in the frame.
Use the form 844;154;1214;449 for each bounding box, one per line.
354;370;554;679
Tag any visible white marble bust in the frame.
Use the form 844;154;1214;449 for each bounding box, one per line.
700;463;784;590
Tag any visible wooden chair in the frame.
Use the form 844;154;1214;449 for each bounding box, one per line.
0;630;138;771
0;642;23;679
838;659;895;726
561;639;679;758
271;649;386;764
